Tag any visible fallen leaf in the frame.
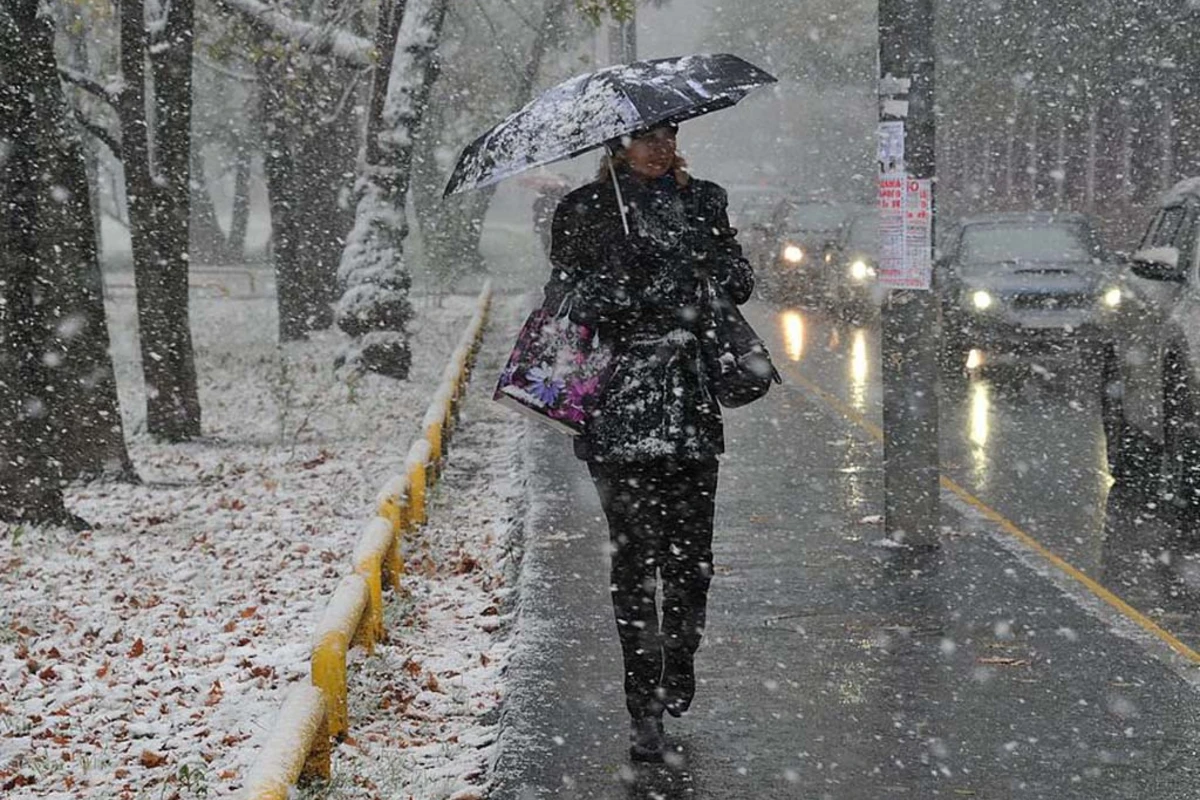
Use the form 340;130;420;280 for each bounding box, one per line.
139;750;167;768
128;638;145;658
239;607;258;619
976;657;1031;668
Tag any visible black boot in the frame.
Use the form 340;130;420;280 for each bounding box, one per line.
660;652;695;718
629;712;665;762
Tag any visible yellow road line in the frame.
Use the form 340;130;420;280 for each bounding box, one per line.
785;364;1200;666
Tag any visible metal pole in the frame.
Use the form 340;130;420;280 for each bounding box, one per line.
879;0;940;549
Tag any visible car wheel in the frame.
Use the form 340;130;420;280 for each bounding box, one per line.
1100;350;1157;490
1161;356;1200;520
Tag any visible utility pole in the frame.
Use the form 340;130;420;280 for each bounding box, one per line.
607;5;636;64
878;0;940;549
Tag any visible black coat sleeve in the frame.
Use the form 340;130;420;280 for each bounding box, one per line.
693;184;754;305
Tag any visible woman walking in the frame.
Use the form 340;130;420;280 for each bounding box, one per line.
543;120;753;762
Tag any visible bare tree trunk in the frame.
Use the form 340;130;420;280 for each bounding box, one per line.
259;53;357;340
0;1;69;525
1;0;128;525
228;150;252;257
119;0;201;442
190;147;233;265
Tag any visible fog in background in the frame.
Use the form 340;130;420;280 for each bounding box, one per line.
478;0;876;291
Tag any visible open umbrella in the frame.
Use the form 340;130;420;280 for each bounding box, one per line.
442;53;777;200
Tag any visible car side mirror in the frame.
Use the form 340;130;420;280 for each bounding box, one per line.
1130;247;1185;282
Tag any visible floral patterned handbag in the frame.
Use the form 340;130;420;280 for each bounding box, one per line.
493;304;615;436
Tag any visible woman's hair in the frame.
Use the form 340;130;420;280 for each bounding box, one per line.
595;150;690;186
595;122;686;185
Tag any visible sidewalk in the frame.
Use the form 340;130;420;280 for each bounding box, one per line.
488;359;1200;799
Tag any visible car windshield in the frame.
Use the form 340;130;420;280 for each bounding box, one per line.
959;223;1093;266
783;203;847;233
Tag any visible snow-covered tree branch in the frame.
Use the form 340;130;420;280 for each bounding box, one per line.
214;0;375;66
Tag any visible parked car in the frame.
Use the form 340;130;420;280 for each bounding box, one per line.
1100;178;1200;514
758;199;854;305
934;211;1121;375
827;209;882;323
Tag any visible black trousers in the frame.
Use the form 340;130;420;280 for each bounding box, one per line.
588;457;720;718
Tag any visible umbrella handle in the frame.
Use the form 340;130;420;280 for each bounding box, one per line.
606;145;631;237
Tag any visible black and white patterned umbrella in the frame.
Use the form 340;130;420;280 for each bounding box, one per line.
442;53;777;197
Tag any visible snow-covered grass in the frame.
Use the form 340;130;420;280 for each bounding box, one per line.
0;273;528;800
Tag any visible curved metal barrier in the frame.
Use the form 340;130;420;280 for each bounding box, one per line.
238;282;493;798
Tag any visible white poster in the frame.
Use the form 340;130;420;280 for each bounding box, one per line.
877;173;932;290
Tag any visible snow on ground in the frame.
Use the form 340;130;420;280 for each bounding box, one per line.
0;270;531;800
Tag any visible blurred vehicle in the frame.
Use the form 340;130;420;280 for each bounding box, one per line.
934;211;1121;375
827;209;882;323
729;190;789;277
1100;178;1200;514
759;199;853;305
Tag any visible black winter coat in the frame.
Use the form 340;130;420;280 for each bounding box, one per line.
544;168;754;463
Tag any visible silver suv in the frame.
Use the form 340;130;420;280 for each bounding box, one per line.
1101;177;1200;516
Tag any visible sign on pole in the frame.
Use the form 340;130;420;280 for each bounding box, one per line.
877;123;932;291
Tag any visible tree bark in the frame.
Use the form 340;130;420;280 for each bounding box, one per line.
8;0;134;485
334;0;449;377
228;149;252;257
258;55;357;340
118;0;202;442
0;1;119;526
190;146;234;265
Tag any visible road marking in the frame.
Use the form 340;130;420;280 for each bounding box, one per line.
783;363;1200;667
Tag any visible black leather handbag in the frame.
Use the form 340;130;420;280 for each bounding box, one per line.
701;281;782;408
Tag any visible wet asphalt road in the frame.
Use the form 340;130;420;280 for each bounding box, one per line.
489;301;1200;799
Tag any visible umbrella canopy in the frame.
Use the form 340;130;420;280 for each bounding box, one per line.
442;53;776;198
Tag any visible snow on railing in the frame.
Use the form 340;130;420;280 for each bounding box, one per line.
239;684;331;799
238;281;493;799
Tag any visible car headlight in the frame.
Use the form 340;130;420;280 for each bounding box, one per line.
972;290;994;310
849;260;874;281
1102;287;1121;308
783;244;804;263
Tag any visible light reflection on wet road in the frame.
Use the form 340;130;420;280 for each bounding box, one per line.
755;302;1200;654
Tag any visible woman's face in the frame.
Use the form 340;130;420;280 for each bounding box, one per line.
624;126;677;179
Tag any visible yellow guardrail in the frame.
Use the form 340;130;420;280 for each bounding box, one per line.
239;684;332;798
238;282;492;799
